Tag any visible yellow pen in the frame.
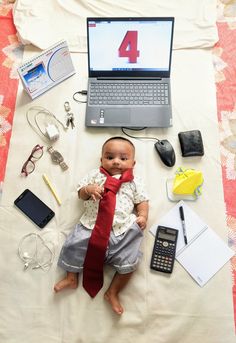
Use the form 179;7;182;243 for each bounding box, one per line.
42;173;62;206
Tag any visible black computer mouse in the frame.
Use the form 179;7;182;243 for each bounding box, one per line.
154;140;176;167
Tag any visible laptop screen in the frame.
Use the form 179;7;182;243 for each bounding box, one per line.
87;17;174;78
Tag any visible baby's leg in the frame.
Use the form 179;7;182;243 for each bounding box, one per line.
54;272;79;292
104;272;133;315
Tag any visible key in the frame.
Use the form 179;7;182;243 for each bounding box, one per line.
70;116;75;129
66;113;75;128
66;116;71;128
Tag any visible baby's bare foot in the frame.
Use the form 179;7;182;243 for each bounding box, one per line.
54;274;78;292
104;291;124;315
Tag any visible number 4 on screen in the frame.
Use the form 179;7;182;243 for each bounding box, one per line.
118;31;140;63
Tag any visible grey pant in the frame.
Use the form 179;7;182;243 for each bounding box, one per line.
58;221;143;274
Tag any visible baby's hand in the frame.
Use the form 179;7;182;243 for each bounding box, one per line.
136;216;147;230
85;183;104;201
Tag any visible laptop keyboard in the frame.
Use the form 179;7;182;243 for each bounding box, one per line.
89;82;170;106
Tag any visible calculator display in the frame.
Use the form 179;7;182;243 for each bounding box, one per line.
158;231;176;242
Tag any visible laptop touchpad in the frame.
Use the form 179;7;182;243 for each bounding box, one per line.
103;108;131;125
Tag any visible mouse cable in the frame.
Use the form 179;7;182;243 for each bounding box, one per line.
73;90;87;103
121;127;160;143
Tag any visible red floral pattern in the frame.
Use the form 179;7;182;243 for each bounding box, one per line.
0;3;23;187
213;0;236;328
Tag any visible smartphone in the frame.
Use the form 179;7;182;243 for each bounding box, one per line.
14;189;55;228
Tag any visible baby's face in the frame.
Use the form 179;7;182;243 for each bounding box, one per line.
101;140;135;176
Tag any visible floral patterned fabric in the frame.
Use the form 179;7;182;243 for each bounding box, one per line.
0;1;23;191
214;0;236;327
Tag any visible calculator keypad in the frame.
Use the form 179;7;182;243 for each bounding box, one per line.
150;227;178;274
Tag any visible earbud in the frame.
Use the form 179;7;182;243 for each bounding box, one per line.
32;265;40;270
23;252;30;259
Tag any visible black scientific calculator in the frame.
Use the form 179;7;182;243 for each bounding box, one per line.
150;225;178;273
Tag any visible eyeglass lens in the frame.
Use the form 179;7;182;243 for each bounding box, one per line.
31;145;43;159
21;145;43;176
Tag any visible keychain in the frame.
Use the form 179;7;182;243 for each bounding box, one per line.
66;113;75;129
64;101;75;129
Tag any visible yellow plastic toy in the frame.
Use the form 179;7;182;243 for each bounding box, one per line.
172;167;204;196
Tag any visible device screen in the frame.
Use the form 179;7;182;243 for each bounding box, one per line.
14;189;55;228
88;18;173;73
157;227;177;242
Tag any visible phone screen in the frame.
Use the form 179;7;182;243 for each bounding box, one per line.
14;189;55;228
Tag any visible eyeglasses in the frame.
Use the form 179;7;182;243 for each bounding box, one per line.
21;145;44;176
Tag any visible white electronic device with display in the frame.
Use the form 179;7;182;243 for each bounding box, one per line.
18;40;75;99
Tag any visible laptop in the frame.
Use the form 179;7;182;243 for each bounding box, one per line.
85;17;174;128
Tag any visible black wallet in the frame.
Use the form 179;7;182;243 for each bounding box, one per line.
178;130;204;157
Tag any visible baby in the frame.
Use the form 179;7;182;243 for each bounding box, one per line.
54;136;149;315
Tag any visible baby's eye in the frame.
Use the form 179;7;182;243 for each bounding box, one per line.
121;157;128;161
107;156;113;160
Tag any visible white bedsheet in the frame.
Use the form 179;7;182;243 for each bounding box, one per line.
0;47;235;343
0;1;235;342
13;0;218;51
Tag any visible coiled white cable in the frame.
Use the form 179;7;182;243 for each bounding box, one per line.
18;231;56;272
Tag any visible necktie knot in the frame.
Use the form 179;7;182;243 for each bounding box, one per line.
101;167;134;194
104;177;122;194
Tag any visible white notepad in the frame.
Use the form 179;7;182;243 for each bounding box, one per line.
150;201;234;286
17;40;75;99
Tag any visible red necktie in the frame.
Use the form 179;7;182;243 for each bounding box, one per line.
83;167;134;297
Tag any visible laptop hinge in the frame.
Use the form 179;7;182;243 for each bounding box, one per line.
96;77;163;80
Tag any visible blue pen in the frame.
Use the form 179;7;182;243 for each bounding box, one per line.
179;206;188;245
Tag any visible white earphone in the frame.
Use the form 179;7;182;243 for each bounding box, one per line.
18;232;55;272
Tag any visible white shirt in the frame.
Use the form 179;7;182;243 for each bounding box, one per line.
77;168;149;236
